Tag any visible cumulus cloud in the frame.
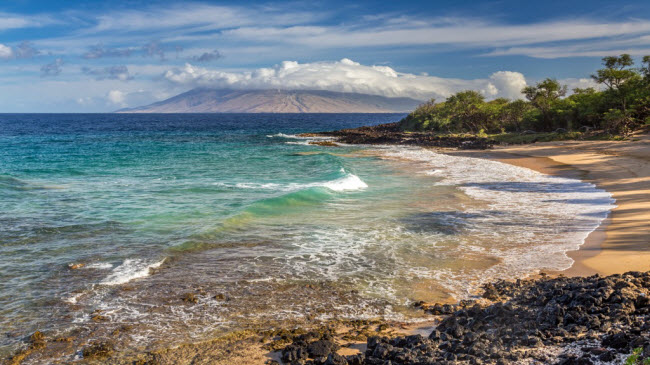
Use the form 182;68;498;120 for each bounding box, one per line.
107;90;126;105
82;65;133;80
0;44;12;59
0;41;40;60
164;58;528;101
487;71;528;99
191;50;222;62
41;58;63;77
105;89;170;109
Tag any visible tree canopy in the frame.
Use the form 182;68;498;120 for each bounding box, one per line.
400;54;650;135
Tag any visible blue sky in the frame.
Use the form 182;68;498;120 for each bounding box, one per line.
1;0;650;112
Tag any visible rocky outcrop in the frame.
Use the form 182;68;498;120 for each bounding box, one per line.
278;271;650;364
311;123;495;150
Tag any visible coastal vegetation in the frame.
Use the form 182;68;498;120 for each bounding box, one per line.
400;55;650;137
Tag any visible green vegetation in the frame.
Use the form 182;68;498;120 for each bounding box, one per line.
625;347;650;365
400;55;650;138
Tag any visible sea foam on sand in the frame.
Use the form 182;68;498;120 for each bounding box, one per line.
377;146;616;295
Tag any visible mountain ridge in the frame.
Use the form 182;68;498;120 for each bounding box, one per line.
117;88;422;113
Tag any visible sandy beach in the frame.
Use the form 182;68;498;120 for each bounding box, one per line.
451;129;650;276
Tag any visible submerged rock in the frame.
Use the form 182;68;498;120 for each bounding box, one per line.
181;292;198;304
81;341;114;359
68;263;85;270
308;141;339;147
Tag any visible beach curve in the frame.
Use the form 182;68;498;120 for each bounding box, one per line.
449;129;650;276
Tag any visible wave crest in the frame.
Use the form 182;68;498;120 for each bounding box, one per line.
322;173;368;192
214;172;368;193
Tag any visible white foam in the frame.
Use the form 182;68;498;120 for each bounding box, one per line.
322;173;368;192
213;171;368;193
63;293;82;304
377;146;616;282
100;258;166;286
267;133;334;140
234;182;282;190
84;262;114;270
267;132;298;138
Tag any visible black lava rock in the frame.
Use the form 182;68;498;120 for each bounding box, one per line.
277;271;650;365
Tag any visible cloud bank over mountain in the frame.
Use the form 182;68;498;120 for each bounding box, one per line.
0;1;635;111
164;59;530;101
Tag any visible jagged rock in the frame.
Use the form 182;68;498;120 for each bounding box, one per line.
324;353;348;365
281;344;308;363
181;292;198;303
277;271;650;365
307;340;340;358
313;123;496;150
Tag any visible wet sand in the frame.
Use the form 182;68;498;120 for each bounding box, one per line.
450;129;650;276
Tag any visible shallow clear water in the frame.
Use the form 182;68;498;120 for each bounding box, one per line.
0;113;615;355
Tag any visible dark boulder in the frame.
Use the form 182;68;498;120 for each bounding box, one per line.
324;353;348;365
307;340;340;358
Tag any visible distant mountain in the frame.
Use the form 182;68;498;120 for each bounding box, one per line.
117;89;422;113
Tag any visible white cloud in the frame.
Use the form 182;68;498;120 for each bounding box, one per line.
89;4;322;33
487;47;650;59
107;90;126;105
0;44;13;59
106;89;169;108
20;3;650;62
561;78;600;91
488;72;528;99
221;18;650;49
0;12;59;31
0;42;41;60
164;59;528;101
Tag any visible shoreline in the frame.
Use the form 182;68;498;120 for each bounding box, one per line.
443;149;610;277
446;130;649;276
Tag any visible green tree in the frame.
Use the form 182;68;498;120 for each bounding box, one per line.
522;79;567;131
481;98;509;133
567;88;605;128
398;55;650;136
445;90;487;133
641;56;650;80
591;54;642;114
499;99;532;132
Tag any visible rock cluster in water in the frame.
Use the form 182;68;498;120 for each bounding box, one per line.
278;272;650;364
305;123;495;150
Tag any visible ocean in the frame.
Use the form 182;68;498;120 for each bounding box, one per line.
0;113;615;356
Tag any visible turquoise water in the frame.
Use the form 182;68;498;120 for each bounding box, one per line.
0;113;615;357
